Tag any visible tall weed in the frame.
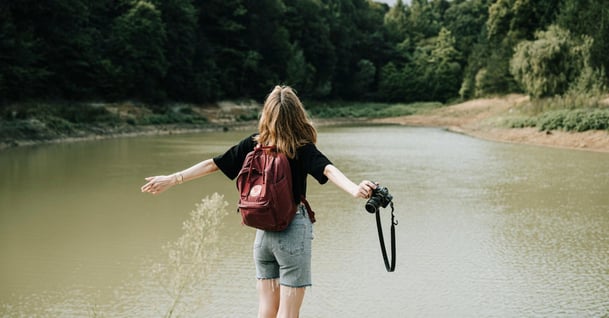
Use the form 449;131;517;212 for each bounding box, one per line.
151;193;229;318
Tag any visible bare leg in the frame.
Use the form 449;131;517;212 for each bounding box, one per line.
257;279;280;318
277;286;306;318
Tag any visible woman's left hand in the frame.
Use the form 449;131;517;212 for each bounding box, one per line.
140;175;175;195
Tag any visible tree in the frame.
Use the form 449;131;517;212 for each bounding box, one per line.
156;0;197;101
195;0;248;100
384;0;409;43
557;0;609;85
408;0;441;44
410;27;461;102
285;42;315;93
510;25;595;98
2;0;101;100
109;1;168;102
242;0;291;95
284;0;335;98
480;0;560;97
378;62;408;102
0;4;48;102
443;0;488;59
352;59;377;99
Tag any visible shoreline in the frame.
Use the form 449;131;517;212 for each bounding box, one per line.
2;96;609;153
373;94;609;153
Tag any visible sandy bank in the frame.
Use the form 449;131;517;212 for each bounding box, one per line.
373;94;609;153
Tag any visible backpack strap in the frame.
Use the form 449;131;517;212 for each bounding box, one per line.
256;145;314;223
300;195;316;223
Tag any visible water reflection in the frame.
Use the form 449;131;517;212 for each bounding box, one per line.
1;125;609;317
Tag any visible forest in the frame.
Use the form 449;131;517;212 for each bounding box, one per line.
1;0;608;107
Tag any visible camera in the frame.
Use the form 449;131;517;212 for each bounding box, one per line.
365;184;393;213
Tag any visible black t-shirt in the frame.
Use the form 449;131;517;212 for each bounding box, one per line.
213;133;332;203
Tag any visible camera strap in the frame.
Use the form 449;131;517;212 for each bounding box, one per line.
375;201;397;272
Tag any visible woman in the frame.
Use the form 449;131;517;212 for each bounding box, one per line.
141;85;376;318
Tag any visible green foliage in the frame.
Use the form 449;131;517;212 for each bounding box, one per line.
424;27;462;102
510;25;596;98
378;62;410;102
1;0;608;106
352;59;377;98
157;0;198;101
536;109;609;132
487;0;557;40
506;116;537;129
557;0;609;86
443;0;488;58
409;0;442;43
4;102;118;124
285;42;315;93
506;107;609;132
109;1;168;102
136;111;207;125
307;100;442;119
530;91;606;113
379;27;461;103
384;0;409;42
477;0;560;98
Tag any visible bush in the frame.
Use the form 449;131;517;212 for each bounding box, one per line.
58;103;118;123
537;110;568;131
137;112;207;125
536;108;609;132
44;116;75;134
506;117;537;128
578;109;609;131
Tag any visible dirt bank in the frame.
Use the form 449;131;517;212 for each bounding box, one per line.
3;96;609;153
0;100;260;151
374;94;609;153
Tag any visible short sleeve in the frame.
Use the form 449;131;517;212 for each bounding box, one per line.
213;133;257;180
298;143;332;184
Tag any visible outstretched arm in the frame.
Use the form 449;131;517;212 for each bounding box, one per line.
323;164;376;199
141;158;219;195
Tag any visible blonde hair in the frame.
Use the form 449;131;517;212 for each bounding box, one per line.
255;85;317;159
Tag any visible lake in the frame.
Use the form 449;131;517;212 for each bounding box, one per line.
1;125;608;317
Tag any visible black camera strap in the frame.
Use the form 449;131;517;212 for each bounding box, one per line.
375;201;397;272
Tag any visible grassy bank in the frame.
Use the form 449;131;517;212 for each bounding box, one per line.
306;100;443;119
2;96;609;152
0;100;258;149
504;93;609;132
0;100;442;150
375;94;609;152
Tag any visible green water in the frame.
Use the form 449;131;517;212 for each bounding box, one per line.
1;125;608;317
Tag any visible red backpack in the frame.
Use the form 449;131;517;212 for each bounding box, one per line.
236;145;298;231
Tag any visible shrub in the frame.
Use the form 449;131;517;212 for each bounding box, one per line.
507;117;537;128
562;109;587;131
537;110;568;131
578;109;609;131
536;108;609;132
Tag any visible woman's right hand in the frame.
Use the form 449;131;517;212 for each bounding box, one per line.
356;180;377;199
140;175;176;195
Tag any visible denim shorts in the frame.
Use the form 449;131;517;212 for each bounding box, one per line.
253;204;314;288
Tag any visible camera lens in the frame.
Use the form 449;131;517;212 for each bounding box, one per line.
365;198;379;213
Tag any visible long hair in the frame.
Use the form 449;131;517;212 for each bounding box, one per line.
255;85;317;159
